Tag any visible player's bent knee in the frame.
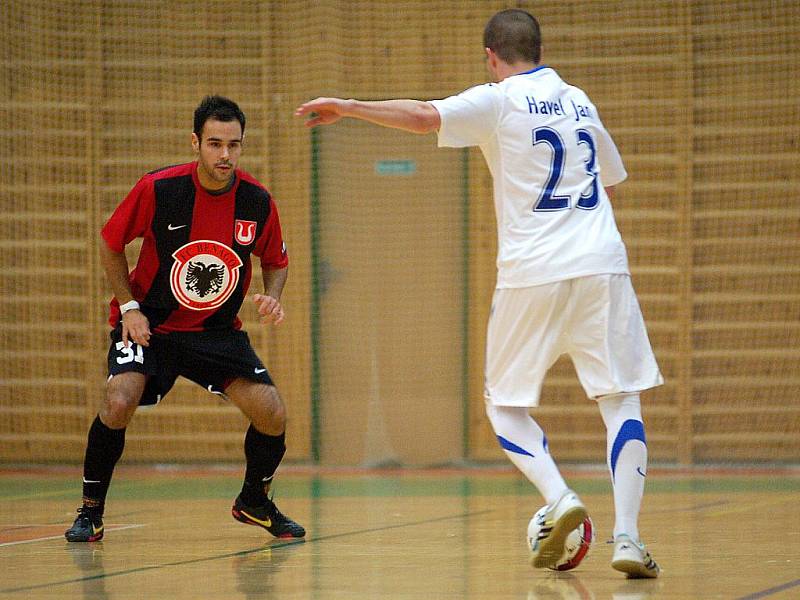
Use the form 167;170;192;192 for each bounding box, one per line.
260;391;286;432
101;392;138;428
485;403;529;429
102;374;144;427
230;381;287;434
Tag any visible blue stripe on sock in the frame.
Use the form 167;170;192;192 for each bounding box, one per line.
497;435;535;458
610;419;646;478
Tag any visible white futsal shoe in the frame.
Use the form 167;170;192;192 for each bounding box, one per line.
529;489;588;569
611;534;660;578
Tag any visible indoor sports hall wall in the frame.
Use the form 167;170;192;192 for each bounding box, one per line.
1;1;798;465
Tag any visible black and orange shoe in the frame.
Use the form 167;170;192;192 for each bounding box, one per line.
232;495;305;539
65;506;104;542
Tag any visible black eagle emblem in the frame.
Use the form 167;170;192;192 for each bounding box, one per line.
185;261;225;297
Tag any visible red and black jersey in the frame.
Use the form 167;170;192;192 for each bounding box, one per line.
102;162;288;333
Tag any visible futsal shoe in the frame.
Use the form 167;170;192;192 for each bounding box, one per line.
64;506;104;542
611;534;660;578
232;495;306;538
530;489;588;569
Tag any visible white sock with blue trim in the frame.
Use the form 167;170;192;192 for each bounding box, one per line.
598;392;647;542
485;403;568;505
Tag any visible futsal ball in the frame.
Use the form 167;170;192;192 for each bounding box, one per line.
527;506;594;571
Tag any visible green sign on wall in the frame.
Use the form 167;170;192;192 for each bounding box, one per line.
375;159;417;175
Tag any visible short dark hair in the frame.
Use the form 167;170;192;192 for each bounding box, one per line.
483;9;542;65
193;95;246;141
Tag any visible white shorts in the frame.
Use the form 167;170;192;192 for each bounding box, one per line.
484;274;663;407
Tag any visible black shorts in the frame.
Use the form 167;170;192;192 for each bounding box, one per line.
107;327;274;406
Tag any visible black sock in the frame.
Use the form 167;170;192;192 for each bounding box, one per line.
81;415;126;513
240;425;286;506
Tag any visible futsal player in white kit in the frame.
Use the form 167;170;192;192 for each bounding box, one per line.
295;8;662;578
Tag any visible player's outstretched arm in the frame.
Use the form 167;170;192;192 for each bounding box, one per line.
295;97;440;134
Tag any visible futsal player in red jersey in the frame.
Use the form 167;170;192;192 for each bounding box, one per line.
65;96;305;542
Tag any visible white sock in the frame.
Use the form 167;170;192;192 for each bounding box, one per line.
485;403;568;505
598;393;647;541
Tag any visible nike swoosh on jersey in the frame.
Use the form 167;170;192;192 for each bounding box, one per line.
254;368;267;374
167;223;188;231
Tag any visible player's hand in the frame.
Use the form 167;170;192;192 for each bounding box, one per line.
254;294;285;325
121;310;151;347
294;97;349;128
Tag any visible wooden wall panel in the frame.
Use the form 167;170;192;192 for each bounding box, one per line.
1;0;798;464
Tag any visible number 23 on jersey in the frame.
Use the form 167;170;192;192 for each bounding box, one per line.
533;127;599;212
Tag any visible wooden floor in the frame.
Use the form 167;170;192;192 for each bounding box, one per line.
1;466;799;599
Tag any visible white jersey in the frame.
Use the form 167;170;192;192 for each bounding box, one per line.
431;66;629;288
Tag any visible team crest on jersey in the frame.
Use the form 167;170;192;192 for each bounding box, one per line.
235;219;257;245
170;240;243;310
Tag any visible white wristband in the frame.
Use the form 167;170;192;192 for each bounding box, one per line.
120;300;140;315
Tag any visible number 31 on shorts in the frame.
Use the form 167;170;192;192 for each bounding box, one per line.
115;341;144;365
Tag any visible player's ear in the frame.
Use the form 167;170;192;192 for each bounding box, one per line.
485;48;500;80
191;132;200;154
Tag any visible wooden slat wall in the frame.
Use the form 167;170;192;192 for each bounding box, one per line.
1;0;798;464
689;0;800;462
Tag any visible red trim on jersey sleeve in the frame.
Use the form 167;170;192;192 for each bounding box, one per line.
254;197;289;270
101;176;156;252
